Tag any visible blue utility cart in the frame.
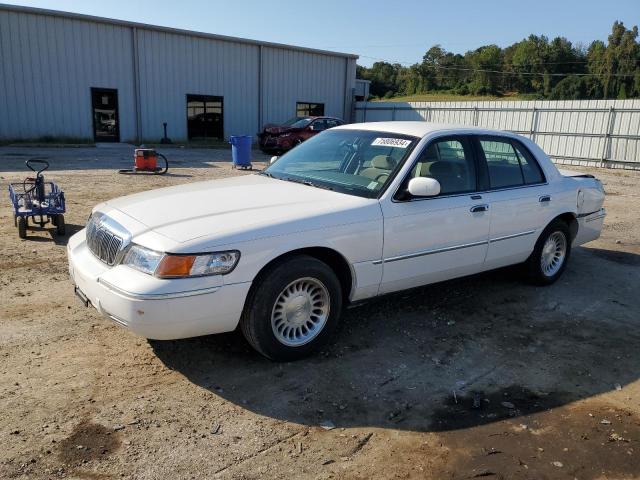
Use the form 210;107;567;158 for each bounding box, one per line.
8;159;66;239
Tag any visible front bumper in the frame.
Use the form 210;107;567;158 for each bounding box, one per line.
259;135;292;151
67;229;252;340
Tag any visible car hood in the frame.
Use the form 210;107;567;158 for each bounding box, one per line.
99;174;379;247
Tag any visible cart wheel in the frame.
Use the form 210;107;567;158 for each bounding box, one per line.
55;214;66;236
18;217;27;239
14;215;17;227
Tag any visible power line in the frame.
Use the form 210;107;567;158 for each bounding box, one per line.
359;55;638;78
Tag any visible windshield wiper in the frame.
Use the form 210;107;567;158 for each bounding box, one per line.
282;176;335;191
258;171;274;178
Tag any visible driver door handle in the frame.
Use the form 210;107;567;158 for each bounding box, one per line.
470;204;489;213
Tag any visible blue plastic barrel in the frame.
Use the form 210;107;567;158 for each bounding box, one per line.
229;135;253;168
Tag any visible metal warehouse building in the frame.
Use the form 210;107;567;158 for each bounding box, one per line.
0;4;358;143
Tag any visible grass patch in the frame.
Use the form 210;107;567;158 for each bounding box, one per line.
371;92;540;103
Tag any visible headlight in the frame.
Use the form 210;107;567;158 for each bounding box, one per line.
122;245;240;278
122;244;164;275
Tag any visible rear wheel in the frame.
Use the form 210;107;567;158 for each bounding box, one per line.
18;217;27;239
525;219;571;285
240;255;343;361
55;214;66;235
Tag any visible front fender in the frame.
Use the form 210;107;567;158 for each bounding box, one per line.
217;219;384;301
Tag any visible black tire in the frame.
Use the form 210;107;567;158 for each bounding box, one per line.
18;217;27;239
525;219;572;285
55;214;66;235
240;255;343;361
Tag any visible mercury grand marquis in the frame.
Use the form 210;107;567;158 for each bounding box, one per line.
68;122;606;360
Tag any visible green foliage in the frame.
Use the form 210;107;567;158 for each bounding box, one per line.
357;21;640;101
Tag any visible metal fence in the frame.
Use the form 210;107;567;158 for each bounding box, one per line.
354;99;640;169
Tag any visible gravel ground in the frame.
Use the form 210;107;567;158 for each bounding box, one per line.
1;145;639;480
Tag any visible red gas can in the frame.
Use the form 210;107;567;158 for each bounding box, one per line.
134;149;158;171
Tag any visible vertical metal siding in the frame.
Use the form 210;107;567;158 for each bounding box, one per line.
135;29;260;141
0;10;136;141
261;47;348;124
0;8;355;142
355;99;640;169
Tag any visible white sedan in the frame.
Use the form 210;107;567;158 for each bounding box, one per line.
67;122;606;360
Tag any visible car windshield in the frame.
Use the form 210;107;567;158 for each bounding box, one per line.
263;129;419;198
286;118;313;129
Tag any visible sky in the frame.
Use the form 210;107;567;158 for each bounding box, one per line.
2;0;639;66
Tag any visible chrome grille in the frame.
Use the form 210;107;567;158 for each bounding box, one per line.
86;213;130;265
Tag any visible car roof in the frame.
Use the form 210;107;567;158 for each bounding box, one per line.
334;121;515;138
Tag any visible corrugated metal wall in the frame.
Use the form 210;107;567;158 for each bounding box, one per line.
0;6;356;143
261;47;349;125
136;29;260;141
355;99;640;169
0;9;137;141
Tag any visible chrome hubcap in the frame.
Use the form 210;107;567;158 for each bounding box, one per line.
541;231;567;277
271;277;330;347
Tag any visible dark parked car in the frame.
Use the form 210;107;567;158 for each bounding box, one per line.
258;116;344;153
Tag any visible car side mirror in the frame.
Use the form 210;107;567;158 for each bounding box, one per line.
407;177;440;197
270;156;278;164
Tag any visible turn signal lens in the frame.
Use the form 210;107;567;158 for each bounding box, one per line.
155;255;196;278
154;251;240;278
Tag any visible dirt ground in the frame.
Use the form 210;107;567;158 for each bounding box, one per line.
1;145;639;480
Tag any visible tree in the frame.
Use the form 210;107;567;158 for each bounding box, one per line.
355;21;640;101
466;45;503;95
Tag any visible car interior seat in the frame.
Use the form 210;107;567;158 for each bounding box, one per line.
360;155;395;183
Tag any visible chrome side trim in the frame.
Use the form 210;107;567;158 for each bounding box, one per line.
577;209;601;218
374;240;489;265
488;230;536;243
98;278;220;300
579;208;606;222
374;230;537;265
106;313;128;327
585;210;606;223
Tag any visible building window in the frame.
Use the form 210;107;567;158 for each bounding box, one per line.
187;95;223;140
296;102;324;117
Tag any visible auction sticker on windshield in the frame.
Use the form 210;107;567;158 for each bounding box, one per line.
371;138;412;148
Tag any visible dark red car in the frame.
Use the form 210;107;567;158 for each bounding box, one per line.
258;116;344;154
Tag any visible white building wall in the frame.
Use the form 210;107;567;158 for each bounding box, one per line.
136;29;260;141
261;47;349;125
0;5;357;143
0;9;137;141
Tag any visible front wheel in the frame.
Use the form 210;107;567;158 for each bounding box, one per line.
525;220;571;285
55;214;66;235
240;255;343;361
18;217;27;239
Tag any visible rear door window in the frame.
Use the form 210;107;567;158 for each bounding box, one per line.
513;143;545;184
480;139;524;189
479;138;545;189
